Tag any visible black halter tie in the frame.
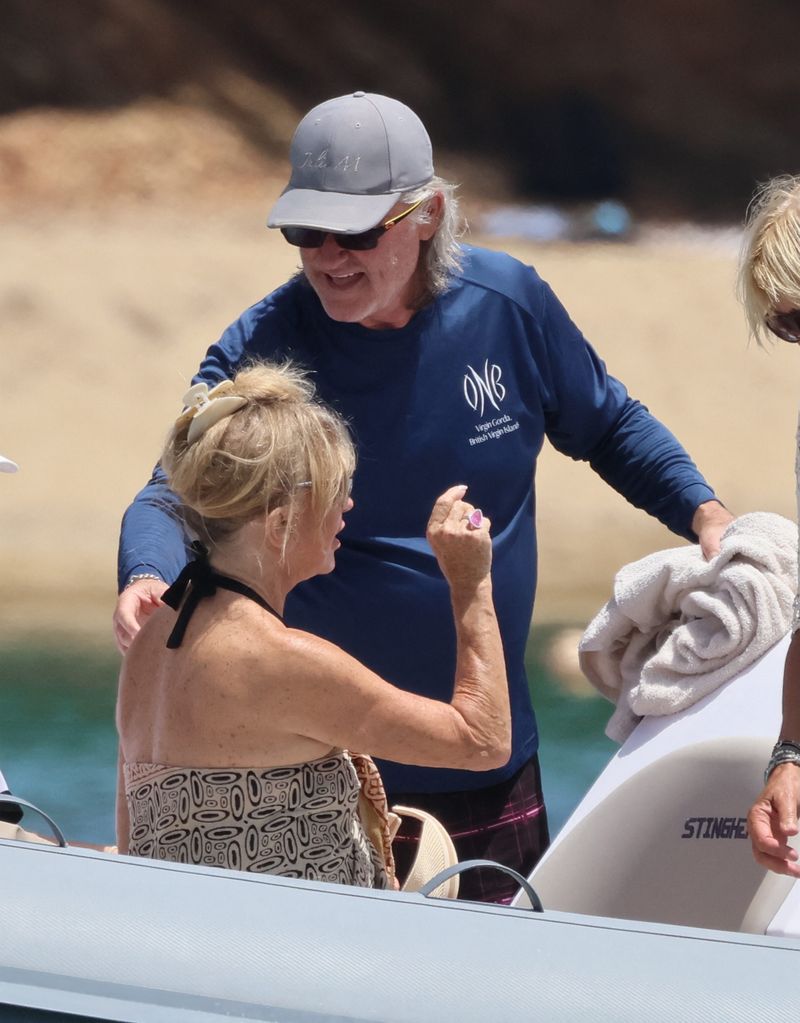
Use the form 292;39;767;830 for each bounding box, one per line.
162;540;283;649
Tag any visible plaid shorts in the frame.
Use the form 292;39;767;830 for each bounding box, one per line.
389;754;550;905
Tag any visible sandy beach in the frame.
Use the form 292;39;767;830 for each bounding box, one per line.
1;204;796;643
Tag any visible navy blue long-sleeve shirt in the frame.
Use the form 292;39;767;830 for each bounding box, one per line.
119;245;716;792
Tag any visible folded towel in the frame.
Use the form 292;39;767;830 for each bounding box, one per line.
579;512;798;742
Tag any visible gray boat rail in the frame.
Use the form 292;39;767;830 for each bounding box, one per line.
1;838;798;1022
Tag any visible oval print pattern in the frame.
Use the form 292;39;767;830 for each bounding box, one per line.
123;752;387;888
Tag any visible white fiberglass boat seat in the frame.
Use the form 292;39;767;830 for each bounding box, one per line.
520;634;800;935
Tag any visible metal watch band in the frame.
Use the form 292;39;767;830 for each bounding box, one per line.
764;740;800;784
125;573;163;589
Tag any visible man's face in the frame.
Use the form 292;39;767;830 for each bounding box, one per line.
299;197;441;330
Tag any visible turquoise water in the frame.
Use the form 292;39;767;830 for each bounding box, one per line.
0;629;616;845
1;642;120;842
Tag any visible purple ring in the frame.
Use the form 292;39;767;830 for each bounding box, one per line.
467;509;484;530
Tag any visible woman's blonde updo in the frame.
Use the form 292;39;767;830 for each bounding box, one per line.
738;175;800;345
162;362;355;548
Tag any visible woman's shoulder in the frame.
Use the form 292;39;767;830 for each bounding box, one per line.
229;618;361;689
127;601;360;693
253;619;353;668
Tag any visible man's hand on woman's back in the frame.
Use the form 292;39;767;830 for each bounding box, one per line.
113;578;168;654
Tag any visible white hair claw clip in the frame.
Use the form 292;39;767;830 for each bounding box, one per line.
183;382;248;444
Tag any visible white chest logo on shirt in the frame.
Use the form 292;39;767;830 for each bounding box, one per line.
463;361;506;416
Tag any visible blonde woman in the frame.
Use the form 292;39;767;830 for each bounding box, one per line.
116;362;510;889
741;176;800;877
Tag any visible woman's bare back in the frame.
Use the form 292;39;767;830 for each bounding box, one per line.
118;593;335;769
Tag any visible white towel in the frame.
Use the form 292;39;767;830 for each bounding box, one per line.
579;512;798;742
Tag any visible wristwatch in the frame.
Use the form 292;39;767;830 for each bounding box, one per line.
764;740;800;784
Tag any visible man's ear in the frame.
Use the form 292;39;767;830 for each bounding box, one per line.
418;192;444;241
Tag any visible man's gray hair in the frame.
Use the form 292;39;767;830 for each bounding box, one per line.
402;176;466;296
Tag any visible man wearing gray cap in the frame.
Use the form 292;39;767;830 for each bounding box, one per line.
116;92;731;902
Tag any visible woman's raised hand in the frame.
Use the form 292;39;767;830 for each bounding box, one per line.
426;485;493;590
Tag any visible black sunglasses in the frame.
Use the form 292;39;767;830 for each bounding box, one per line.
280;198;425;251
765;309;800;343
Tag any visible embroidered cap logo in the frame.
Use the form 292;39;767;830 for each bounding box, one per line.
299;150;363;173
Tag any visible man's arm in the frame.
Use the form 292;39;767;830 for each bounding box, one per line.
114;397;229;654
117;465;187;590
112;294;288;651
584;398;712;533
115;305;253;595
536;280;731;552
113;466;187;653
116;293;283;595
585;398;732;554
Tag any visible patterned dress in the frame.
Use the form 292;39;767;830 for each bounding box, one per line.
124;750;390;888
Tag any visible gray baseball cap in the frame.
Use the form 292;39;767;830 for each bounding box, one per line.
267;92;434;234
0;454;18;473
